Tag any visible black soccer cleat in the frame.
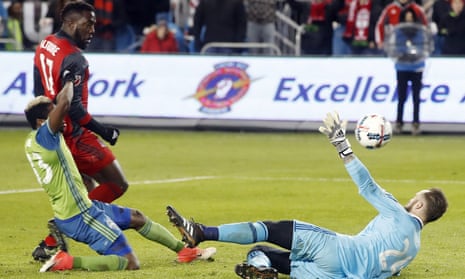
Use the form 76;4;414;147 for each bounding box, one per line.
166;205;205;248
47;219;68;252
235;262;279;279
32;240;57;262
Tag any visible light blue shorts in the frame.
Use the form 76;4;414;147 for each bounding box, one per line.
290;220;345;279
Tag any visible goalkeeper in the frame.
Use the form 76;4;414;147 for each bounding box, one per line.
166;111;448;279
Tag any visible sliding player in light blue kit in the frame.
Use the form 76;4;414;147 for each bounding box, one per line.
167;111;448;279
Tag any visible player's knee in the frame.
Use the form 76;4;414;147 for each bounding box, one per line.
131;209;145;220
130;209;146;229
251;222;268;242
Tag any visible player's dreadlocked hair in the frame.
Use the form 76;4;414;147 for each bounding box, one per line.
24;96;53;130
60;0;95;22
423;188;448;223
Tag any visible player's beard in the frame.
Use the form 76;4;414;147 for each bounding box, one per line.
74;30;89;50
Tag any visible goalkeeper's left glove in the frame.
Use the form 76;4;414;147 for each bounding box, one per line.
318;111;353;158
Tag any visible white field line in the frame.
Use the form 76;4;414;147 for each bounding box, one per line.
131;176;217;185
228;176;465;185
1;176;464;195
0;176;217;195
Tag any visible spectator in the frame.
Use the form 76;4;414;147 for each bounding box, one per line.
441;0;465;55
157;11;189;53
5;0;23;50
386;9;431;135
172;0;200;52
171;0;198;35
300;0;339;56
332;0;353;56
16;0;50;50
86;0;134;52
342;0;383;55
287;0;311;24
140;17;179;53
45;0;74;34
422;0;435;20
193;0;247;54
376;0;429;135
0;0;5;23
375;0;427;49
0;0;8;50
431;0;451;55
244;0;278;55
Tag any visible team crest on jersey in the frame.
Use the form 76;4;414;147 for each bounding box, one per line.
189;62;257;114
73;75;82;86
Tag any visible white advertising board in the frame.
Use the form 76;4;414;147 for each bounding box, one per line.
1;52;464;123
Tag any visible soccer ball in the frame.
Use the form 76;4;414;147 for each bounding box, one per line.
354;114;392;149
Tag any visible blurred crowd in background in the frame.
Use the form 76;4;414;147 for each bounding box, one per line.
0;0;463;56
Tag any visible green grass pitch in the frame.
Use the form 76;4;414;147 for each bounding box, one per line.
0;128;464;278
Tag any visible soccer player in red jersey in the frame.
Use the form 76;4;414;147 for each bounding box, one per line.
32;1;127;260
34;1;126;203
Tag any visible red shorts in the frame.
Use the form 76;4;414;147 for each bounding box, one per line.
65;129;115;176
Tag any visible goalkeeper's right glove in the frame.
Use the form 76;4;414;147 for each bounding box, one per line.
318;111;353;158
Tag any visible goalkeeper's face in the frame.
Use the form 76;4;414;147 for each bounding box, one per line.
404;190;430;213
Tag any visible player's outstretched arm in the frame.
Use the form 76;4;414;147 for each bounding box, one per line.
48;81;74;134
319;111;355;163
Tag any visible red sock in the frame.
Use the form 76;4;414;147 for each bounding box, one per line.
44;234;57;247
88;182;125;203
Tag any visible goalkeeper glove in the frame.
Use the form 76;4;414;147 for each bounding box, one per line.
318;111;353;158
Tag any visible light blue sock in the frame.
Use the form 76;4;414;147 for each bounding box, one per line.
218;222;268;244
247;250;271;268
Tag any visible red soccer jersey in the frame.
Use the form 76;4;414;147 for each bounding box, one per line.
34;32;92;137
140;30;179;53
375;1;427;47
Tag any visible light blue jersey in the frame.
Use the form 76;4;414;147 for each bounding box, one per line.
290;157;423;279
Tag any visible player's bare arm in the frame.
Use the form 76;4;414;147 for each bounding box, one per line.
48;81;73;133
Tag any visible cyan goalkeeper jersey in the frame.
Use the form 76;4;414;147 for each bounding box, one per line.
25;121;92;219
337;158;423;278
290;157;422;279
